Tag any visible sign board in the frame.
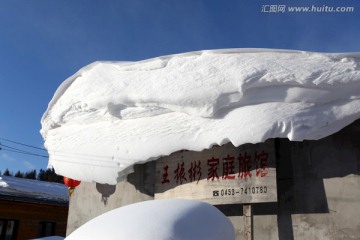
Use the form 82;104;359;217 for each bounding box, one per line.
155;140;277;205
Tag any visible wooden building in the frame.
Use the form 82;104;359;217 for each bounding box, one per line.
0;176;68;240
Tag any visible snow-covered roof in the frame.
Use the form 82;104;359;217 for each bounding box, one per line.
41;49;360;184
0;176;68;204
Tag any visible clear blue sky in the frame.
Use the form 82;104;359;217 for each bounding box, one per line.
1;0;359;175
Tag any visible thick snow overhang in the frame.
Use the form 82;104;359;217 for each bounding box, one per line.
41;49;360;184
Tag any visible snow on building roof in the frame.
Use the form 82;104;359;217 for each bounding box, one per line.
41;48;360;184
0;176;68;205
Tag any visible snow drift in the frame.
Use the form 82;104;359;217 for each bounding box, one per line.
65;199;235;240
32;237;64;240
41;49;360;184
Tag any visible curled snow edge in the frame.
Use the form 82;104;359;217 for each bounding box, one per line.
41;48;360;184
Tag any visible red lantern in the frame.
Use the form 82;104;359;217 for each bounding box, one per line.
63;176;81;197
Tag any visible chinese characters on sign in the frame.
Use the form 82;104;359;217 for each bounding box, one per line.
160;151;270;185
155;140;277;205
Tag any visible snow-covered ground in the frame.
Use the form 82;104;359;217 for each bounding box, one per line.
41;49;360;184
31;237;64;240
65;199;235;240
0;175;68;202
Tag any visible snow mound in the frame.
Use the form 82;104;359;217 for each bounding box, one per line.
65;199;235;240
41;48;360;184
31;237;64;240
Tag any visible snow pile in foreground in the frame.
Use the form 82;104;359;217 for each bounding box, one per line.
31;237;64;240
41;49;360;184
65;199;235;240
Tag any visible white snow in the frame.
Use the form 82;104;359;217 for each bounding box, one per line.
41;48;360;184
31;237;64;240
65;199;235;240
0;176;68;202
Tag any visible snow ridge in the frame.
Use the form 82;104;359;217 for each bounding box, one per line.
41;49;360;184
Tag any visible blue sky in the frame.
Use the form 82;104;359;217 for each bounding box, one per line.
0;0;359;175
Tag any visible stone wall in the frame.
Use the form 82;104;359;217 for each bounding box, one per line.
67;120;360;239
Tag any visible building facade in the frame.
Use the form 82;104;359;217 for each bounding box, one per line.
0;177;68;240
67;119;360;240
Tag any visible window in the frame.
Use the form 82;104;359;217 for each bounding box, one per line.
0;219;19;240
38;222;56;237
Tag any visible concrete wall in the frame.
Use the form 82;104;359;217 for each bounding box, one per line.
66;161;155;235
67;120;360;239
